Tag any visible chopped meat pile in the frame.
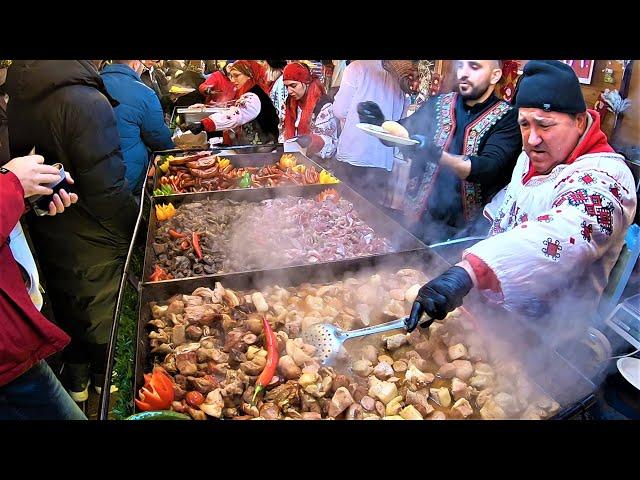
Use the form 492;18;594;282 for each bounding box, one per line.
150;196;393;280
144;269;560;420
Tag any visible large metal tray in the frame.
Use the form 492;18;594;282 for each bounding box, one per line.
143;181;427;284
151;151;326;196
132;248;596;419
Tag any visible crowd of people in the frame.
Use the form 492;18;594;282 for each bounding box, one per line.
0;59;636;420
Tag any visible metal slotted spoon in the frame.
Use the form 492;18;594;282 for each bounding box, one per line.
302;306;429;366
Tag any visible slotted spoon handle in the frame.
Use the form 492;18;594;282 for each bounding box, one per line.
341;317;409;340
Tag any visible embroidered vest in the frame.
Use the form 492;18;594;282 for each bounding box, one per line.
405;92;512;224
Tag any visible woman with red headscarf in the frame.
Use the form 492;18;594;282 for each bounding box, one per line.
185;60;279;145
282;62;338;159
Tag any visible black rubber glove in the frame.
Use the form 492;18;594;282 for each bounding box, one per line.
296;135;313;148
357;101;385;126
409;134;444;161
406;266;474;332
182;122;204;135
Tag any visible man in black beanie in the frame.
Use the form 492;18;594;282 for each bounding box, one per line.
358;60;523;243
405;60;636;334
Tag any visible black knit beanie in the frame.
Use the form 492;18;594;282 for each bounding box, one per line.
514;60;586;114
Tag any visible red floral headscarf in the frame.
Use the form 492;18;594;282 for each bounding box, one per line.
229;60;268;98
283;62;326;139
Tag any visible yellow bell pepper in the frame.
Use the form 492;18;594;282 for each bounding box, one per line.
319;170;339;184
218;157;231;169
292;164;306;174
155;203;176;222
279;154;297;169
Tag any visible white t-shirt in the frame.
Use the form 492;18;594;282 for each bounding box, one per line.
333;60;408;170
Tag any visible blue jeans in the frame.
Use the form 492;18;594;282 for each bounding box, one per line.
0;360;87;420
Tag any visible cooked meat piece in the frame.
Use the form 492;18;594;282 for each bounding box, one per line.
452;360;473;381
470;375;493;390
187;406;207;420
451;377;472;401
166;299;185;316
378;354;394;364
406;329;423;346
190;375;218;395
352;359;373;377
184;304;222;325
273;354;299;382
375;401;386;417
331;374;350;393
437;363;457;379
368;378;398;405
259;403;281;420
176;352;198;376
407;356;430;372
183;295;204;307
399;405;423;420
405;365;433;388
345;403;364;420
480;399;507;419
197;348;228;364
429;387;451;408
264;381;300;410
448;343;468;361
451;398;474;418
361;345;379;364
428;411;447;420
172;324;186;345
474;363;495;377
404;284;421;303
520;405;545;420
405;389;435;417
383;299;405;319
385;333;408;350
432;349;448;367
185;325;203;341
373;361;394;380
475;389;493;408
493;392;519;415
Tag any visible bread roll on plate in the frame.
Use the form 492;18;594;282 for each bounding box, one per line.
381;121;409;139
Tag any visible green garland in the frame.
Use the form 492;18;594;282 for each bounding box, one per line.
111;246;144;419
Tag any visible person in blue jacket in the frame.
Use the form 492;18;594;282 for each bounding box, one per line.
101;60;173;194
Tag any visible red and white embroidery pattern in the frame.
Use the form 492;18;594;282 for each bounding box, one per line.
542;237;563;260
581;221;593;242
536;214;553;223
578;173;595;185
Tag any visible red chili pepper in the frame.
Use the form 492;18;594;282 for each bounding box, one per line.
169;229;187;239
192;232;203;259
135;366;175;411
251;316;279;406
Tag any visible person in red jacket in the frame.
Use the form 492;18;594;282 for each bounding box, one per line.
0;154;86;420
198;63;235;104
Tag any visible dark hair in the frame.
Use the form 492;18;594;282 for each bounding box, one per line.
266;59;287;70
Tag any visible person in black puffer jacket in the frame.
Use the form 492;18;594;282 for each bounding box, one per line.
5;60;137;402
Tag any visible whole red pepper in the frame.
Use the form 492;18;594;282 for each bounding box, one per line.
192;232;203;259
135;366;175;411
169;229;187;239
251;316;279;406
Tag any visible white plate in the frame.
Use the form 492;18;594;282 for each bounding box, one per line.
356;123;419;146
617;357;640;391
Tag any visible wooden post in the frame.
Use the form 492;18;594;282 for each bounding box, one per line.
612;60;634;144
